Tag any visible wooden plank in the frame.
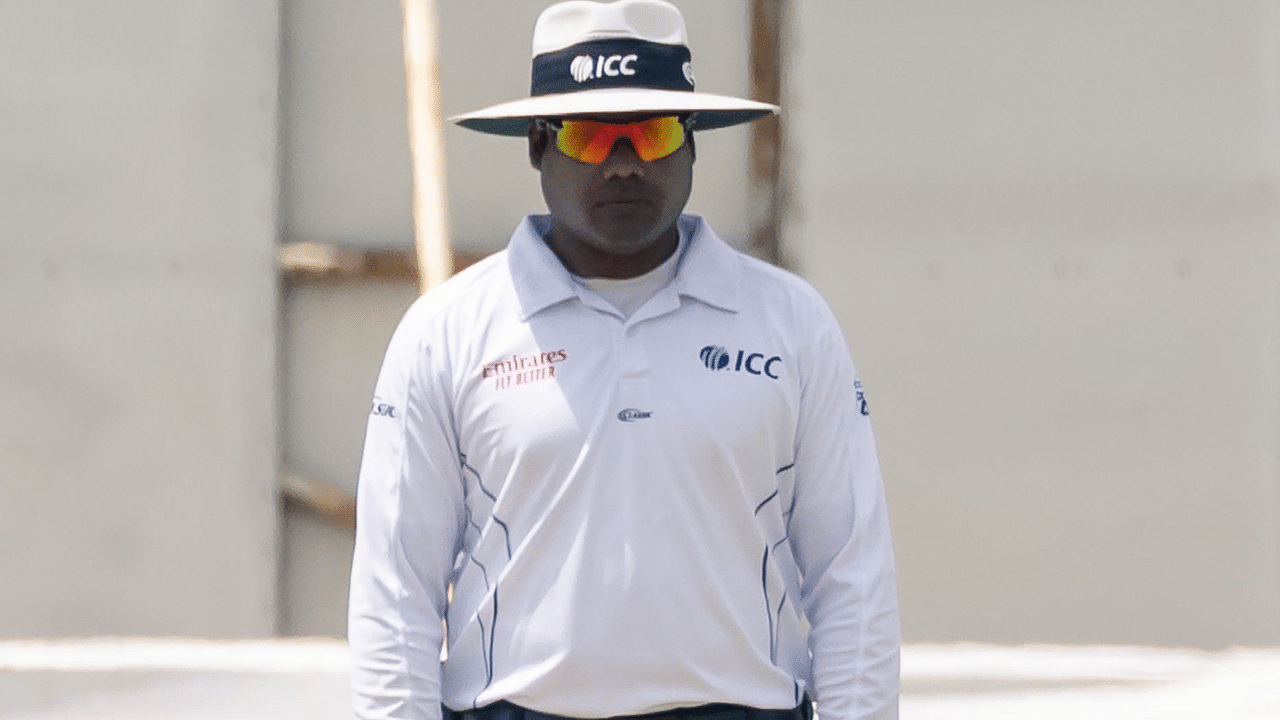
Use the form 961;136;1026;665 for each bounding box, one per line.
401;0;454;293
281;472;355;532
748;0;788;268
277;243;489;284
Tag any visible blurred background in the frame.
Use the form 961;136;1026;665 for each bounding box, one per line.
2;0;1279;714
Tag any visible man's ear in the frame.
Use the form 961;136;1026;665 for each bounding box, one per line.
529;122;550;170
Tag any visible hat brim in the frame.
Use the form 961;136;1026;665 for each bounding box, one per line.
449;88;779;136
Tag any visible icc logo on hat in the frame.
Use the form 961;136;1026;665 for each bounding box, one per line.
570;53;639;83
448;0;778;136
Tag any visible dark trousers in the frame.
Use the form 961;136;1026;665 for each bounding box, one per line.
446;699;813;720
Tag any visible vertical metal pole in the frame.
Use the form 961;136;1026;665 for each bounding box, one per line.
402;0;454;293
749;0;786;268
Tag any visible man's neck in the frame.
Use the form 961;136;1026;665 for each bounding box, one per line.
545;223;681;279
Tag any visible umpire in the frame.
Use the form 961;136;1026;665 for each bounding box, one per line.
348;1;901;719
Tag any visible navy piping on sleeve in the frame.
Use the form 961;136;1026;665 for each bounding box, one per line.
755;490;779;515
465;504;484;536
761;547;777;664
468;556;491;592
473;612;490;682
487;591;499;686
758;461;798;667
776;461;798;525
461;456;513;560
458;452;506;700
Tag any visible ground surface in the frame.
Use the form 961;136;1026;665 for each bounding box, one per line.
1;639;1276;719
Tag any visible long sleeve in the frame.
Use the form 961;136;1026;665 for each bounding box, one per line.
349;310;466;720
788;316;901;720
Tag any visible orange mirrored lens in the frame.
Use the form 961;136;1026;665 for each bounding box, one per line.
555;116;686;164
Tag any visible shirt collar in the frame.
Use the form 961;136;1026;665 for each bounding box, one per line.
507;213;741;321
670;214;740;313
507;215;580;321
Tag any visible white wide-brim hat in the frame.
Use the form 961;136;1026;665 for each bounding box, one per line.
450;0;780;137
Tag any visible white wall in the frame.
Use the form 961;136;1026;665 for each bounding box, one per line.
787;0;1280;646
9;0;1274;648
278;280;417;635
0;3;281;636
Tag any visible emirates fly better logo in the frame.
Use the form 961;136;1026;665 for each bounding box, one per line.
699;345;782;380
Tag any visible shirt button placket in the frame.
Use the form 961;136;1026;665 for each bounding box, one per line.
621;322;650;379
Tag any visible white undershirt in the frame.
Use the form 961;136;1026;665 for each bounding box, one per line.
573;235;684;318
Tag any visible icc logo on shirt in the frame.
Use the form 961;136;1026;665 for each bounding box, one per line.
699;345;782;380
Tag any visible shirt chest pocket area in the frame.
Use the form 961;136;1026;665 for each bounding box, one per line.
654;347;797;456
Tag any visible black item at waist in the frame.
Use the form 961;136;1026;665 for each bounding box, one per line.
446;699;813;720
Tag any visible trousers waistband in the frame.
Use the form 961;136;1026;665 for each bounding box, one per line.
447;699;812;720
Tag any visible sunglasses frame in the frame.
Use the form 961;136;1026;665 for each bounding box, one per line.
534;114;696;164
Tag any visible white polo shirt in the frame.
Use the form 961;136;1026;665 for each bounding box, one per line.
349;215;900;720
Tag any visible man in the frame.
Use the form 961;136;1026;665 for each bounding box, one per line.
348;1;900;719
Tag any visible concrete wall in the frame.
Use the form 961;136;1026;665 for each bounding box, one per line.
278;280;417;635
787;0;1280;646
0;3;281;635
8;0;1279;648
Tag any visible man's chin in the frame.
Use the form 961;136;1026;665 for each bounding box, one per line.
590;203;661;232
586;222;668;255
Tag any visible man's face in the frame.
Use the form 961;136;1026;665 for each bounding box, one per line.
529;113;694;279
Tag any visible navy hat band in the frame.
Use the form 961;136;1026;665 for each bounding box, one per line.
531;38;694;97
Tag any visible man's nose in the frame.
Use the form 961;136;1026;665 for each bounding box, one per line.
601;137;645;179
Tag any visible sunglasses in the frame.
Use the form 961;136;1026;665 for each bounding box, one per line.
537;115;692;164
